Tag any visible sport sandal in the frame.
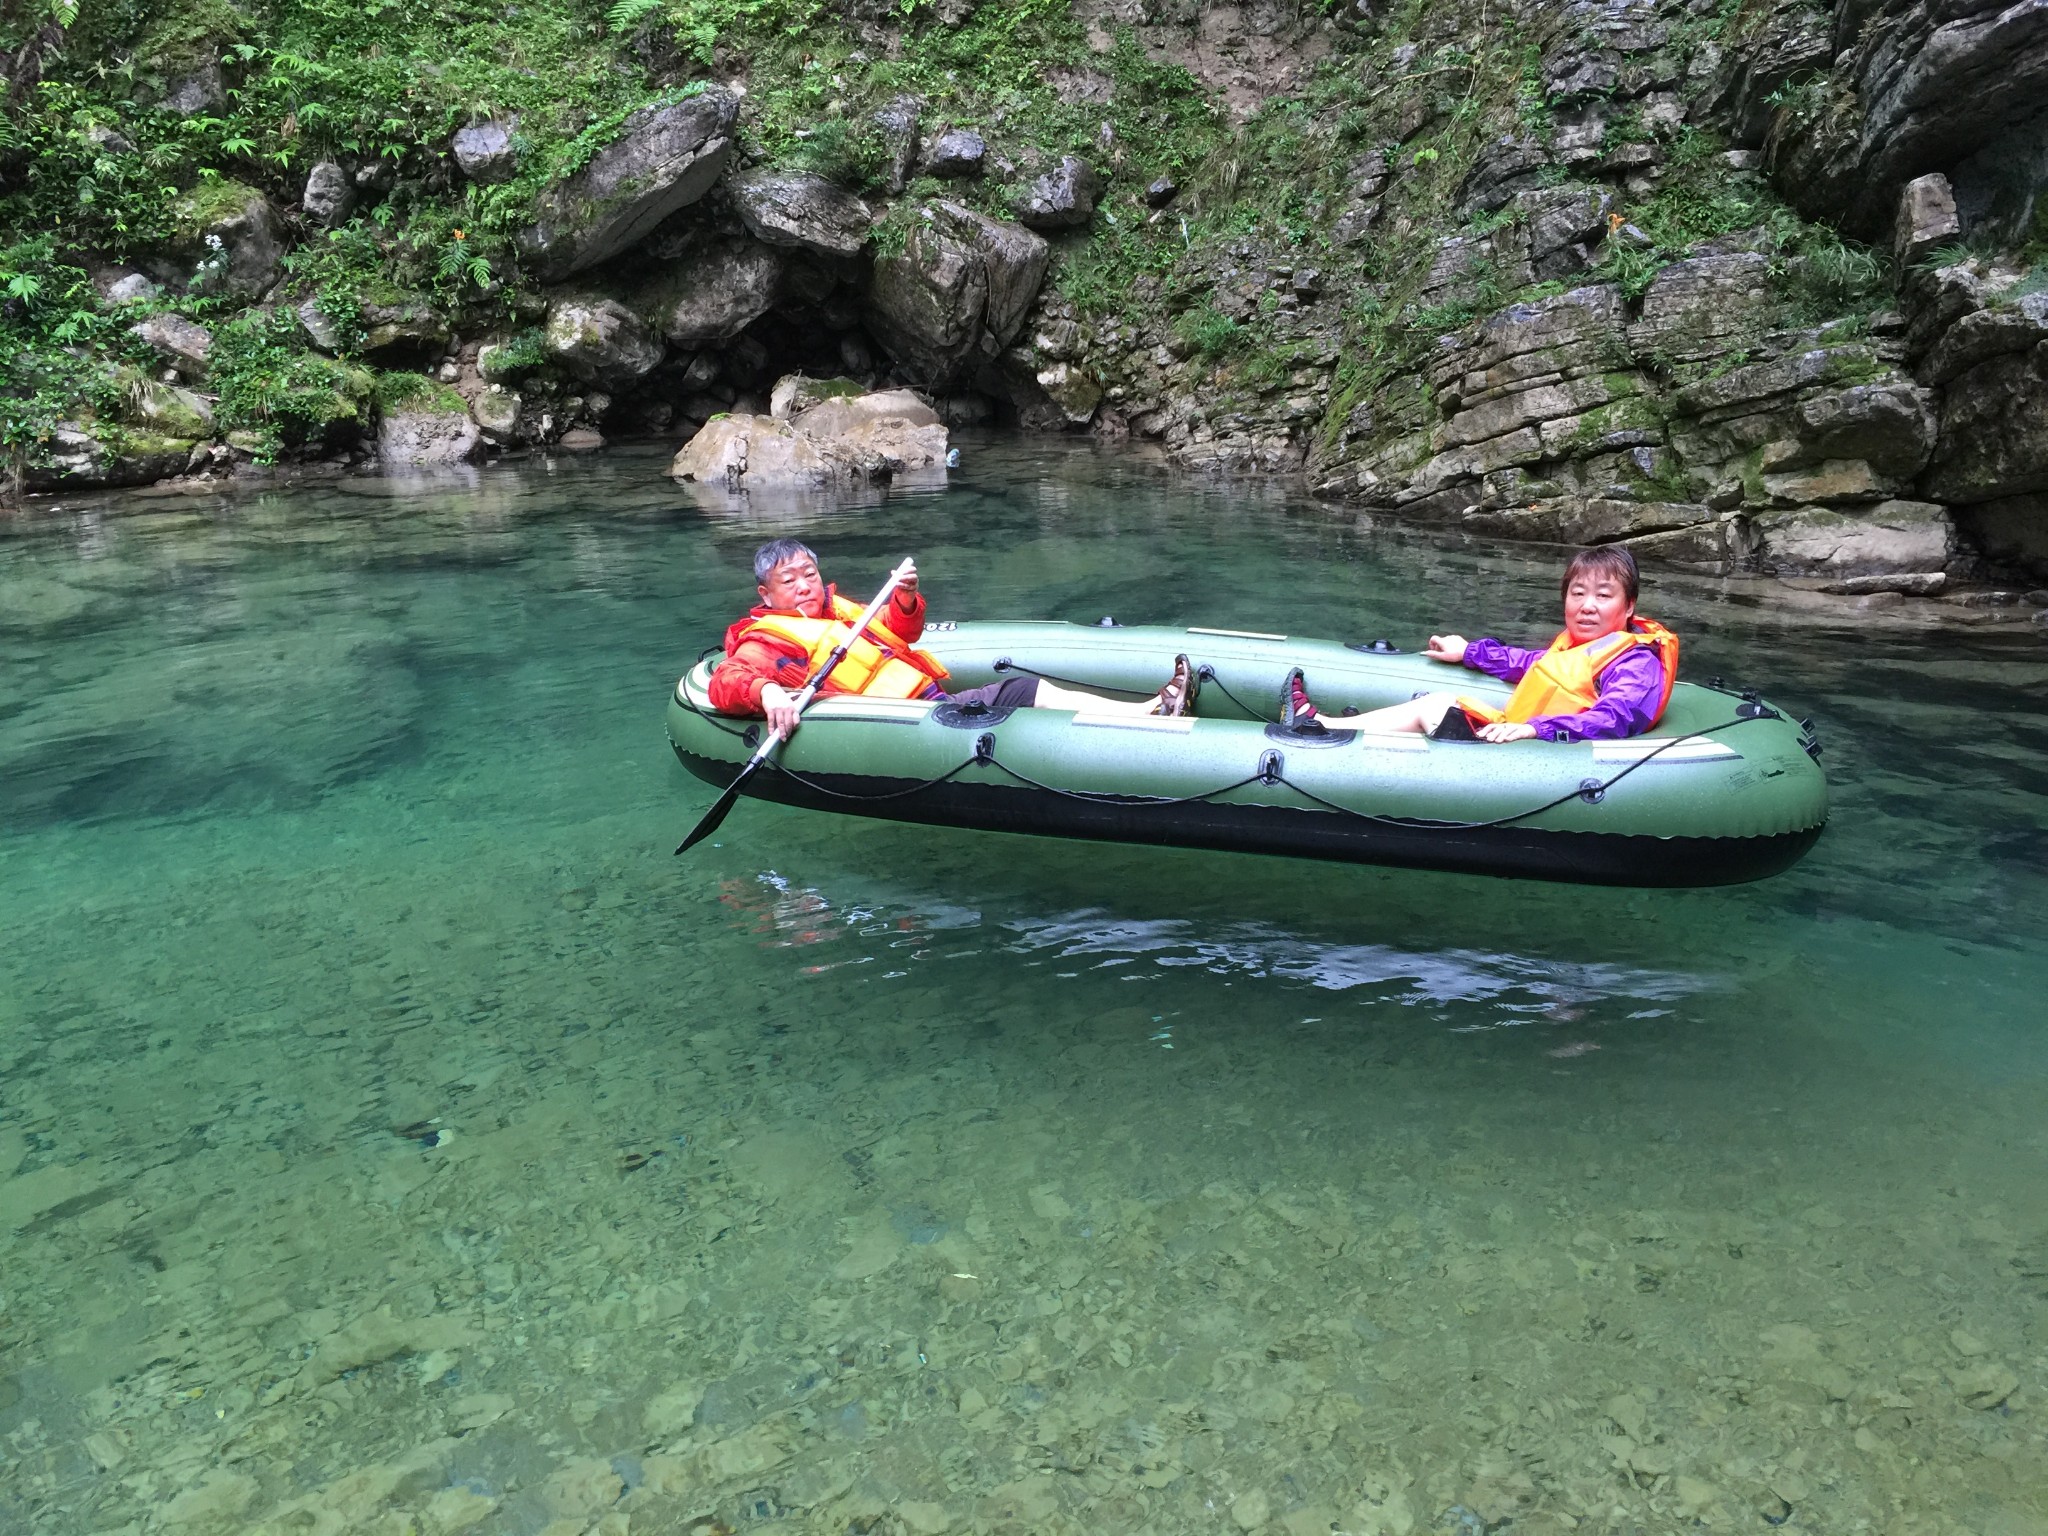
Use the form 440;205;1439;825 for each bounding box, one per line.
1156;654;1198;717
1281;667;1317;727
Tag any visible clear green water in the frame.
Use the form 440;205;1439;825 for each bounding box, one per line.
2;439;2044;1536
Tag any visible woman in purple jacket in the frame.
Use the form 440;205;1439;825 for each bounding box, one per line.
1291;547;1676;743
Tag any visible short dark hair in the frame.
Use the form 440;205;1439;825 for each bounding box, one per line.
1561;545;1639;604
753;539;818;583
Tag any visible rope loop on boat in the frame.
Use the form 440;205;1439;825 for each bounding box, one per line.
684;683;1778;833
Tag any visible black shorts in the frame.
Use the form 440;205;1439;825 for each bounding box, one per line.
929;676;1039;710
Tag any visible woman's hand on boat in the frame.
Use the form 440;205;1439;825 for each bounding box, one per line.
1477;721;1538;743
1425;633;1468;664
761;683;802;739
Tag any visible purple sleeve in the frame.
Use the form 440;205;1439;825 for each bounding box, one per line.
1526;647;1665;741
1461;637;1545;682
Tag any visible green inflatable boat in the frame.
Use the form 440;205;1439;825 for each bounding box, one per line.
667;621;1828;887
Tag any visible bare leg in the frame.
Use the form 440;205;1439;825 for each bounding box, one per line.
1031;679;1163;715
1350;691;1461;734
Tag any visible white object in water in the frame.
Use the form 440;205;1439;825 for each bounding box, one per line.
945;448;961;468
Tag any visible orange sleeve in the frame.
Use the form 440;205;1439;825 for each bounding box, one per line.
885;588;926;643
708;634;808;714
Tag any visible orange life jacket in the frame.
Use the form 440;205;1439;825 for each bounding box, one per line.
738;594;951;700
1459;616;1679;727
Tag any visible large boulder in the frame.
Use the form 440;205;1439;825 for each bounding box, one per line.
935;202;1050;351
517;87;739;281
873;96;921;193
1753;501;1956;576
1922;339;2048;503
633;240;785;346
1792;382;1938;479
163;60;225;115
24;423;197;492
379;389;483;466
302;161;353;229
1016;155;1102;230
167;183;285;299
453;119;520;184
862;201;1049;387
358;292;450;362
130;313;214;379
921;127;986;179
730;169;872;260
1893;172;1960;267
544;297;663;386
668;388;948;488
126;379;216;439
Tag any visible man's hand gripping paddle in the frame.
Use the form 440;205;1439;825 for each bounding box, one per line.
674;557;918;855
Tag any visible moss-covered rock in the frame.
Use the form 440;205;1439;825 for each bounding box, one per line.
166;181;285;299
24;421;197;491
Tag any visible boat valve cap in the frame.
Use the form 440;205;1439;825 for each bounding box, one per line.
1258;749;1283;785
1578;777;1607;804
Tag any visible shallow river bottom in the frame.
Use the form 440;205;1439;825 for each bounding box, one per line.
2;441;2044;1536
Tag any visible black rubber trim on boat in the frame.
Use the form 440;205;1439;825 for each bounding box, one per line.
721;713;1773;833
933;700;1020;729
1264;721;1358;748
1346;639;1404;654
672;745;1826;888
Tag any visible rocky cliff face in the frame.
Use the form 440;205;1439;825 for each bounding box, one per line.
4;0;2045;592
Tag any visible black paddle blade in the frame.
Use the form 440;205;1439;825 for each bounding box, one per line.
673;770;752;855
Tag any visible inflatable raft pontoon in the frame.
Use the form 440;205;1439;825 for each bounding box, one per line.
667;621;1828;887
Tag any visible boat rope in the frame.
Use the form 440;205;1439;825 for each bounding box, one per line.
679;653;1787;832
1195;665;1277;721
714;711;1777;833
1261;715;1773;831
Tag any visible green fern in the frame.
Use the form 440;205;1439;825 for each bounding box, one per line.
605;0;665;31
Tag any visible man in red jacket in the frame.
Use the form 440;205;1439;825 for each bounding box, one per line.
710;539;1195;738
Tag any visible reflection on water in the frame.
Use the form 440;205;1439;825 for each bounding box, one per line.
723;868;1718;1011
2;438;2045;1536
